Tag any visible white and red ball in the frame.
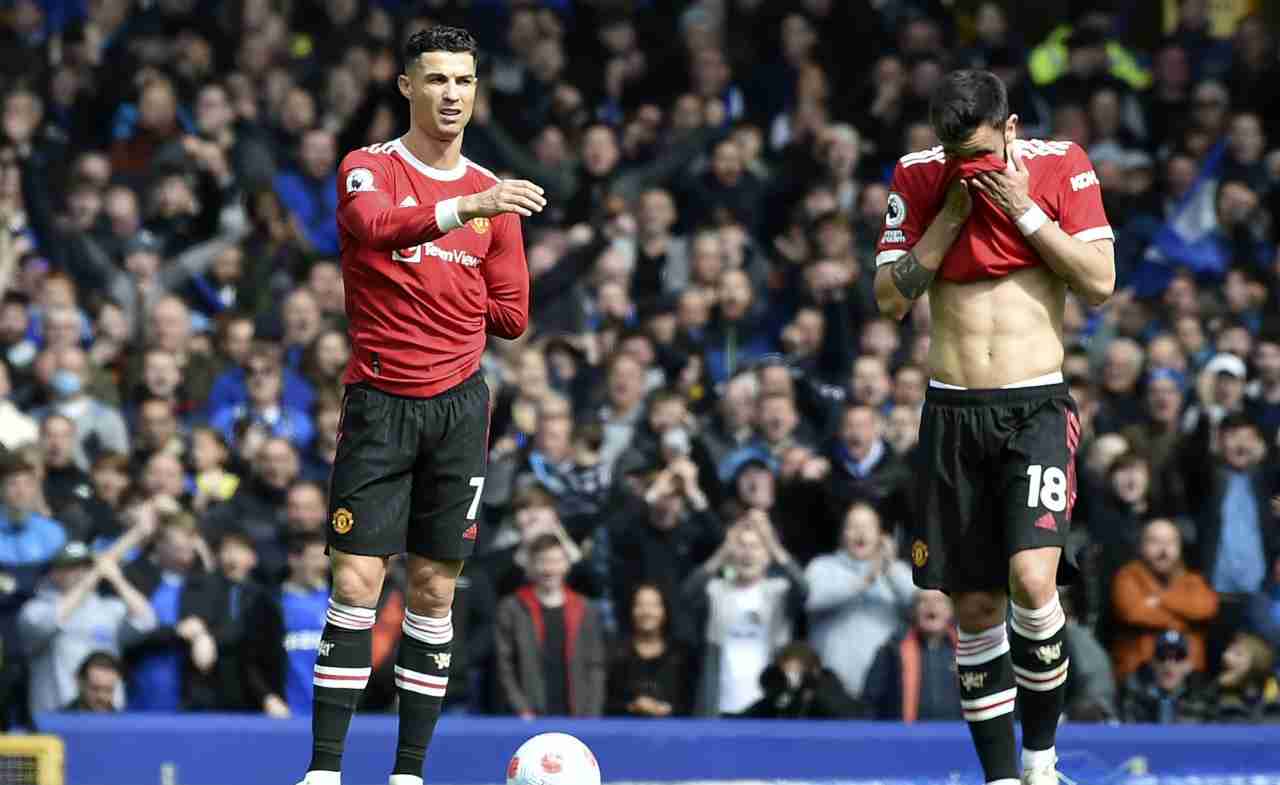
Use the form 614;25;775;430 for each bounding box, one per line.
505;732;601;785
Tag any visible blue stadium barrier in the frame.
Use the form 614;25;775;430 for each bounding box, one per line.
36;713;1280;785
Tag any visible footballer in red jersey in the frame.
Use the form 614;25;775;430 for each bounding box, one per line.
873;71;1115;785
297;26;546;785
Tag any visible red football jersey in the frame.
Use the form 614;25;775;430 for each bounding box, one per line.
874;139;1112;283
335;138;528;398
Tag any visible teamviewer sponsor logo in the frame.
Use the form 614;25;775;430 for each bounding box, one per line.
421;242;481;268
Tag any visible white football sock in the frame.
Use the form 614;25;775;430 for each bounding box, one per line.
1023;746;1057;770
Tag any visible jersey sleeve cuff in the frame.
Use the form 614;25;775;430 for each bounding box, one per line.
876;250;907;267
1071;226;1114;242
435;197;464;233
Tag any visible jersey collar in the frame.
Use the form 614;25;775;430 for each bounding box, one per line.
392;137;468;181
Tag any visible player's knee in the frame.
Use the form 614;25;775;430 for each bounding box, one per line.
331;557;384;607
1009;559;1057;607
406;558;461;615
952;591;1006;630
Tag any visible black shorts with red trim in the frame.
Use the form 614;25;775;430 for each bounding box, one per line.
911;380;1080;594
327;372;490;561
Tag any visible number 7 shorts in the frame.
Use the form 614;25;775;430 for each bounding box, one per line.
327;373;490;562
910;380;1081;594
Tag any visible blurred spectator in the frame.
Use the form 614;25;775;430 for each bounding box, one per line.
606;582;692;718
34;346;129;468
1207;631;1280;722
40;414;96;541
804;502;915;699
63;651;125;713
1248;554;1280;652
740;640;860;719
122;511;230;711
189;427;239;515
1194;415;1277;596
272;128;339;257
1062;588;1117;722
1111;518;1220;680
862;590;961;722
19;534;155;712
210;352;314;453
495;534;605;718
0;454;67;582
1119;629;1213;724
0;362;37;449
685;513;804;716
204;437;301;581
820;404;911;544
243;532;329;717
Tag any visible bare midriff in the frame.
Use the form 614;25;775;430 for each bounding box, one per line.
927;265;1066;389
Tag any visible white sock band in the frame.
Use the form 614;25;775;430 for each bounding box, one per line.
402;609;453;645
325;599;376;630
956;623;1010;666
1010;593;1065;641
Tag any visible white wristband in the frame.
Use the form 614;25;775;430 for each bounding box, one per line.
435;197;463;233
1016;204;1048;236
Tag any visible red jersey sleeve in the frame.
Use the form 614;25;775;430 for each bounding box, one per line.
1053;144;1113;243
481;212;529;339
875;157;937;268
336;149;463;252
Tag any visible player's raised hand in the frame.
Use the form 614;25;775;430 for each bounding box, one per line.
970;140;1032;217
459;180;547;220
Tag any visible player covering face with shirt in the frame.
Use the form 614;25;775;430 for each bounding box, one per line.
296;25;545;785
874;71;1116;785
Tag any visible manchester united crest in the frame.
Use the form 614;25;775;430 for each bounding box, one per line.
911;539;928;567
469;216;490;234
332;507;354;534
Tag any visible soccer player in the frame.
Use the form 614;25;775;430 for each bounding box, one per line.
874;71;1115;785
295;26;545;785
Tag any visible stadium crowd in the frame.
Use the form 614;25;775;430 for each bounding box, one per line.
1;0;1280;729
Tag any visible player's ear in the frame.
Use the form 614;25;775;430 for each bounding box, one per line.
397;72;412;100
1005;113;1019;143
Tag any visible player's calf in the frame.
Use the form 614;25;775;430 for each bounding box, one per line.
308;599;377;777
1009;552;1068;778
955;593;1019;785
392;558;462;783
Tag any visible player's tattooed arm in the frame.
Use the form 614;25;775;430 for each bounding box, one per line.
890;251;935;301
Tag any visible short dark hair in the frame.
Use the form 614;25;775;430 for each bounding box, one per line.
1220;413;1261;436
77;651;122;680
527;533;564;558
403;26;479;72
929;70;1009;147
288;530;326;554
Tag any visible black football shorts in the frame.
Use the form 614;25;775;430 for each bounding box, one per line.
911;380;1081;594
327;372;489;561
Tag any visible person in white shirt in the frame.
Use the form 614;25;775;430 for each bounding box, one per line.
805;502;916;697
684;510;805;715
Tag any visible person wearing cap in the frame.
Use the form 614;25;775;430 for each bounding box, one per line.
17;527;156;713
1180;351;1249;449
1118;629;1213;723
1111;518;1219;680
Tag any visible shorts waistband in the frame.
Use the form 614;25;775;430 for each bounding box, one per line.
350;370;484;402
928;370;1064;390
925;372;1067;406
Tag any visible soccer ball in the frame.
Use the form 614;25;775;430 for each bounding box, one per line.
505;732;601;785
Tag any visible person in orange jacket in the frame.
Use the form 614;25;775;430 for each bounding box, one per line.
1111;517;1219;680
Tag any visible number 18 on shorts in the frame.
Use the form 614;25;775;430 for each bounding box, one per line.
913;383;1081;593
